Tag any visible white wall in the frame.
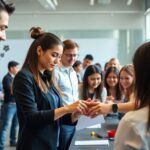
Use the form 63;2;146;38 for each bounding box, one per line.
9;13;144;31
0;40;32;81
0;0;145;81
0;38;117;81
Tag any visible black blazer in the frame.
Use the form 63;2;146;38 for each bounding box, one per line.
13;68;75;150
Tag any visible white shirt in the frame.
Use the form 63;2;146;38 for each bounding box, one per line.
115;106;150;150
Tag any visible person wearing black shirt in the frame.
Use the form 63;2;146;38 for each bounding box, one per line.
0;61;19;150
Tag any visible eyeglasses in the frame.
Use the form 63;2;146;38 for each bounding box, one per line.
63;53;79;58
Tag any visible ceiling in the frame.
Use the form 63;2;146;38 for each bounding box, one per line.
13;0;144;15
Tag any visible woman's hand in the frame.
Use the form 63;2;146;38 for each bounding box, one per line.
66;100;88;115
54;100;88;121
87;102;113;118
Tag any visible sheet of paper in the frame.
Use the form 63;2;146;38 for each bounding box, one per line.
75;140;109;145
87;124;101;128
76;115;105;130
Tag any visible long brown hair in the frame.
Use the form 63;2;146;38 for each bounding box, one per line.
104;66;121;100
119;64;135;101
133;42;150;131
22;27;62;92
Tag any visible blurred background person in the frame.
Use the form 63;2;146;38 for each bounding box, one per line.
80;54;94;79
118;64;135;119
0;61;19;150
104;66;121;102
53;39;80;150
108;58;121;70
73;60;82;85
80;65;107;102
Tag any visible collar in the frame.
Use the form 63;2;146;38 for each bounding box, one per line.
8;72;15;78
58;64;74;73
39;70;51;82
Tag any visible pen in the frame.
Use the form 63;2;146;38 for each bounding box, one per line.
95;133;103;138
91;131;103;138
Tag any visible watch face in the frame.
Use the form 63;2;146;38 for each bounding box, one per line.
112;104;118;113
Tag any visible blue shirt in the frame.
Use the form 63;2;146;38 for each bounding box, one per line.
48;85;60;147
53;65;79;106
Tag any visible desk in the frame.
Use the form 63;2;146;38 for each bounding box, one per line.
69;116;119;150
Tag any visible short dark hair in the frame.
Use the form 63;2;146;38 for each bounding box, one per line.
0;0;15;15
84;54;94;61
73;60;82;68
8;61;19;70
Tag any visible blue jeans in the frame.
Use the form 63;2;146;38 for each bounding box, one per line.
58;125;75;150
0;103;18;150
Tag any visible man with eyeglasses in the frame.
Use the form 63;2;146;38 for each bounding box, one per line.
0;0;15;41
53;40;80;150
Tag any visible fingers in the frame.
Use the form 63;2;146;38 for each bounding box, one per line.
69;100;104;117
87;104;101;116
83;100;99;107
76;100;88;115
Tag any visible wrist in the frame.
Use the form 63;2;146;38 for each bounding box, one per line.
63;105;71;114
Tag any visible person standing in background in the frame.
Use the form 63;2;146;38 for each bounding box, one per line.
73;60;82;84
0;0;15;41
79;65;107;102
108;58;121;70
104;66;121;102
80;54;94;79
0;61;19;150
118;64;135;119
53;40;80;150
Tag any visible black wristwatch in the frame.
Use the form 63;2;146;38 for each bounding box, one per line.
112;104;118;113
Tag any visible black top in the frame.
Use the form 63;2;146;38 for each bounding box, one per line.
2;73;15;103
13;68;76;150
88;92;94;99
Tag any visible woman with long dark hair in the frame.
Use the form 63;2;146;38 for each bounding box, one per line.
104;66;121;102
80;65;107;102
13;27;88;150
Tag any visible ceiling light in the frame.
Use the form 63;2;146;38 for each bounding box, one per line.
126;0;132;6
38;0;56;10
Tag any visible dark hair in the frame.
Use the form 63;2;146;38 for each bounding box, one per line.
95;63;102;71
104;67;121;100
104;62;109;71
133;41;150;131
8;61;19;70
73;60;82;68
63;40;79;52
84;54;94;61
0;0;15;15
23;27;62;92
82;65;103;101
119;64;135;101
